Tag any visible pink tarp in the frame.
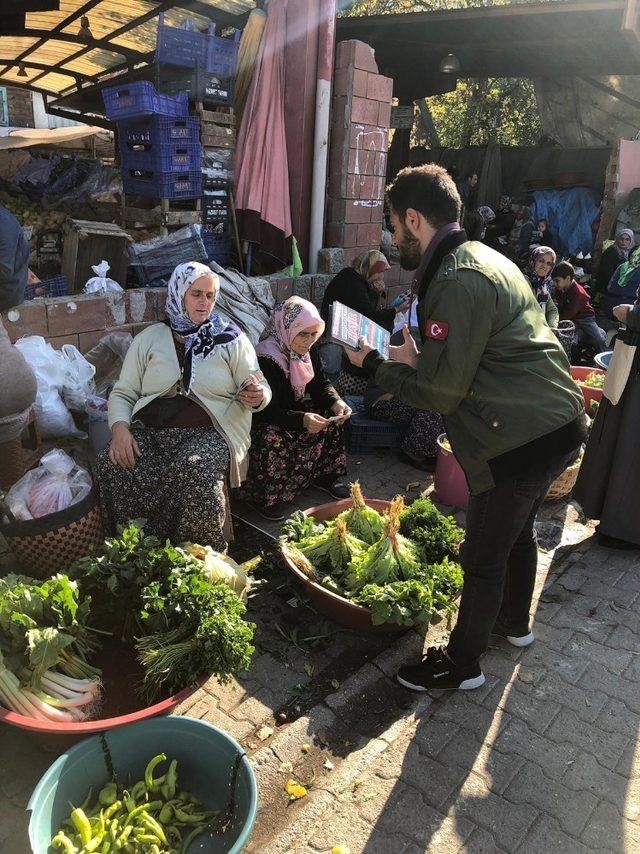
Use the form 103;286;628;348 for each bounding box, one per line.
234;0;293;268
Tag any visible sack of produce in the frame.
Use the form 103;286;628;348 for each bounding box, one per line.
4;449;92;521
14;337;85;438
83;260;123;294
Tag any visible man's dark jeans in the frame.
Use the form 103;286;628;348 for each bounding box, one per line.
447;449;579;667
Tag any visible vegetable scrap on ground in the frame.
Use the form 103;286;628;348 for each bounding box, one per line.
51;753;217;854
0;524;256;721
280;482;464;628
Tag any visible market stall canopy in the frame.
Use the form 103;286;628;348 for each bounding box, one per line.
337;0;640;102
0;125;107;149
0;0;254;101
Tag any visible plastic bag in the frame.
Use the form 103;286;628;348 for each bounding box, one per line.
5;449;92;521
14;336;85;438
84;261;123;294
83;331;133;397
59;344;96;412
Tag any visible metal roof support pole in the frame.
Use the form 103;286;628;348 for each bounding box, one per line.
308;0;336;273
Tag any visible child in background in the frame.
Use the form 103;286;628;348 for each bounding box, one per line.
552;261;606;353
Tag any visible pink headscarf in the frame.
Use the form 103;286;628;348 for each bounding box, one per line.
255;297;325;399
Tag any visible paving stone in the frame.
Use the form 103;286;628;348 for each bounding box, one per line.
595;697;640;738
531;600;563;624
482;680;559;735
307;801;401;853
377;742;468;811
463;827;508;853
527;619;574;651
577;577;638;608
188;696;255;741
621;652;640;682
230;686;279;726
580;800;640;853
434;724;525;795
412;716;460;759
504;759;597;837
526;641;588;685
578;662;640;714
545;707;630;770
606;624;639;653
520;814;592;854
563;631;634;676
448;771;537;851
520;667;608;723
434;691;511;739
550;604;615;643
492;718;577;782
562;751;631;817
612;567;640;594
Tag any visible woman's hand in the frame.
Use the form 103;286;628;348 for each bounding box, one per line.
108;421;141;469
303;412;329;434
331;399;352;424
389;325;419;368
613;304;633;324
238;378;265;408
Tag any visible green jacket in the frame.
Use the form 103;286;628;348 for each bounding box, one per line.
372;241;584;493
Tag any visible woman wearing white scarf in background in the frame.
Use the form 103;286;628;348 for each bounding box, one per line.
96;262;271;550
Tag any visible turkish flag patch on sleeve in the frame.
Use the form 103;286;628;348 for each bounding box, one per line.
425;319;449;341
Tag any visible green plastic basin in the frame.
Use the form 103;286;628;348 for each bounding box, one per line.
27;715;258;853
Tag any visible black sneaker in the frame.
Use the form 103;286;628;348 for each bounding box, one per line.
245;500;289;522
312;478;350;500
491;618;535;648
396;646;485;692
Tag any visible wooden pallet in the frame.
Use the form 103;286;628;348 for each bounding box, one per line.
195;101;236;149
120;196;202;234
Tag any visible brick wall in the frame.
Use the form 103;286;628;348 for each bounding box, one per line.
2;277;337;352
325;40;392;266
6;88;34;128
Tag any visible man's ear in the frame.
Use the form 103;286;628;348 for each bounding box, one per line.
405;207;421;236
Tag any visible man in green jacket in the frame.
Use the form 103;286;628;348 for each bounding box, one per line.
346;165;586;692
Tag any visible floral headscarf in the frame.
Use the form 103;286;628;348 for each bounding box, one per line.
617;245;640;289
165;261;239;391
352;250;390;282
525;246;557;306
255;297;324;399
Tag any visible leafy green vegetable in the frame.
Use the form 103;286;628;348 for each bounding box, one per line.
280;510;322;543
399;497;464;564
297;517;366;579
346;497;423;591
355;579;435;627
583;371;605;388
337;482;385;545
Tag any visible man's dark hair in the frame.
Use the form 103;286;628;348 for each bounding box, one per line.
387;165;462;229
552;261;574;280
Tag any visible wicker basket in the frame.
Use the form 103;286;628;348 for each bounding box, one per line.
1;490;104;577
0;409;42;491
545;456;582;502
554;320;575;363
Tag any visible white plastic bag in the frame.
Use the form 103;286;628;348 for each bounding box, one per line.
60;344;96;412
83;260;123;294
14;336;85;438
5;449;92;521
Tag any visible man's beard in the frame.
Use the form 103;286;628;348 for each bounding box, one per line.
396;223;423;270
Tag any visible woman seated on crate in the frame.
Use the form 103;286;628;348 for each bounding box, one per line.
363;302;444;471
238;297;351;522
95;261;271;551
320;250;408;396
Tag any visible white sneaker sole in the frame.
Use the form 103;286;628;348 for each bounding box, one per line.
507;632;535;648
396;672;486;692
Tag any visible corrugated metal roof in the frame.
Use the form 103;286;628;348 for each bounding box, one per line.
0;0;253;99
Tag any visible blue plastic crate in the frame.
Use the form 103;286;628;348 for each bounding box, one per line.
156;13;239;77
156;13;209;69
345;409;404;454
24;274;68;301
102;81;188;121
122;169;202;200
120;115;200;146
202;226;232;264
206;26;240;77
120;138;201;173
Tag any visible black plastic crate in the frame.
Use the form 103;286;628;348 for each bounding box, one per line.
202;226;232;265
122;169;202;200
345;410;404;454
202;185;231;223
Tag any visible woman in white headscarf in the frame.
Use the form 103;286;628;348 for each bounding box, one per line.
96;262;271;549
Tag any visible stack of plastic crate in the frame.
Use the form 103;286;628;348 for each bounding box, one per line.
102;81;202;201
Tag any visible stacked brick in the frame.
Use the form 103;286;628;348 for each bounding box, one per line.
325;40;393;266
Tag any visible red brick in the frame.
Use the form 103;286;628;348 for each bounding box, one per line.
78;329;109;353
348;147;376;176
344;199;376;224
155;290;167;318
273;278;294;301
374;151;388;177
353;68;368;98
47;295;107;337
2;302;48;342
349;122;388;152
344;174;361;200
351;97;380;125
398;267;414;285
356;222;382;247
384;266;401;286
328;198;347;224
358;175;386;200
330;118;347;155
333;66;351;96
378;101;392;128
353;41;378;73
343;246;364;266
366;199;384;223
47;334;80;350
133;322;156;336
335;40;356;70
367;73;393;103
331;94;348;126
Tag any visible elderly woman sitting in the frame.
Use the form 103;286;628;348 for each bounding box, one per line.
524;246;559;328
239;297;351;521
96;261;271;550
